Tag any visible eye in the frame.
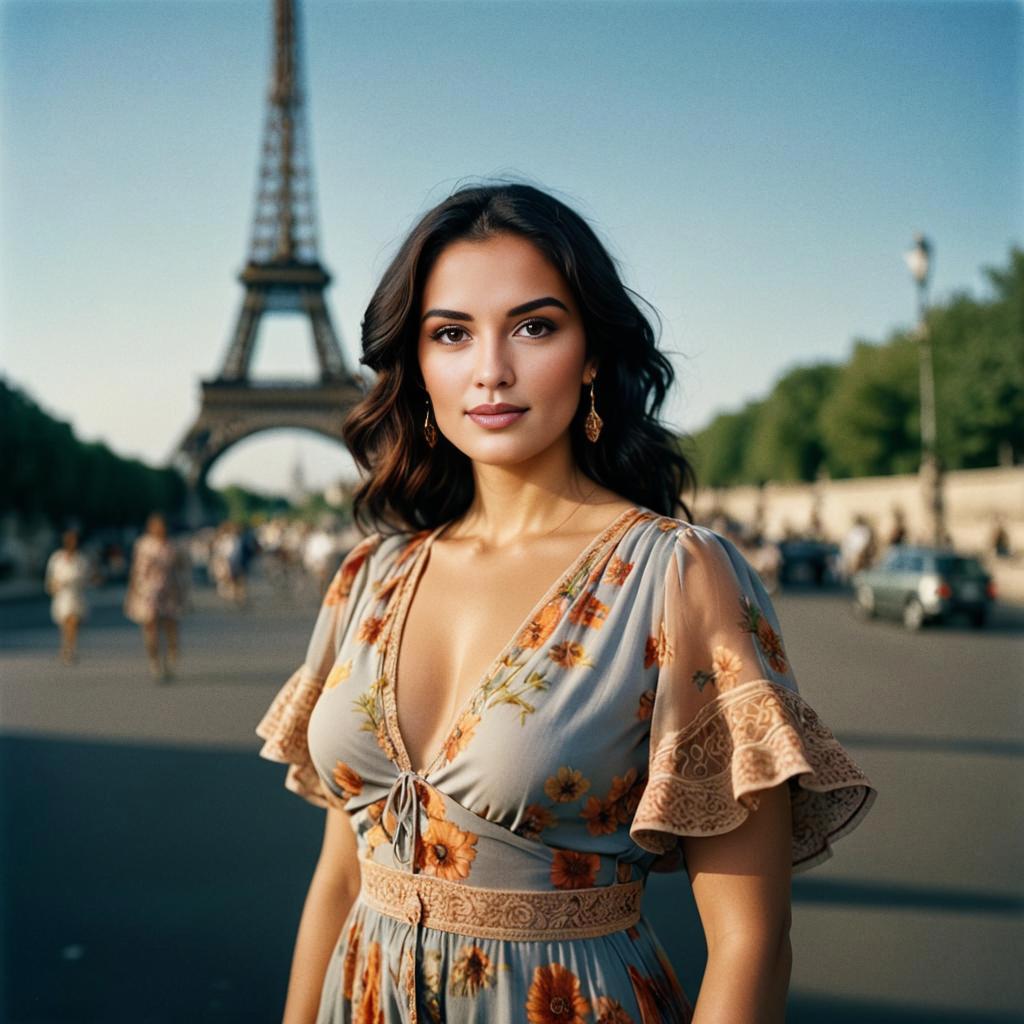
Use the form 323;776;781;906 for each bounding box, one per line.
514;317;556;339
429;325;470;345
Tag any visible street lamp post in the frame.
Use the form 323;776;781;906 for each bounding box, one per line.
904;233;944;547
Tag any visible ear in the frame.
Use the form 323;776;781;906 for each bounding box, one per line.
583;358;599;385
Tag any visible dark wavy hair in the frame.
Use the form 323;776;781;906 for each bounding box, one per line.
342;181;696;535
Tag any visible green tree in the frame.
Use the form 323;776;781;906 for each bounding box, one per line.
743;363;839;482
692;402;762;487
931;247;1024;468
818;334;920;478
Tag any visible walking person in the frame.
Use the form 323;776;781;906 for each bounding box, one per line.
124;512;190;680
45;527;93;664
256;183;876;1024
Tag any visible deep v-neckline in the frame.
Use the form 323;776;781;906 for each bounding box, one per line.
380;504;646;777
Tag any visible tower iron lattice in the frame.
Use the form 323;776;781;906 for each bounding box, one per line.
175;0;363;496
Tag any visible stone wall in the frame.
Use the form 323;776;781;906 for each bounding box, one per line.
694;466;1024;600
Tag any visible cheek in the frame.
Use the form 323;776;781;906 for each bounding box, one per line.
523;344;586;403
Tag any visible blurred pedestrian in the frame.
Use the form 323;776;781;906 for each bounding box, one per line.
887;506;907;547
124;513;190;681
302;519;338;595
840;514;876;579
44;527;93;664
990;517;1011;558
212;521;246;606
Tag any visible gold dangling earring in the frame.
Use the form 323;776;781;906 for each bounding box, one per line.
584;377;603;442
423;397;438;448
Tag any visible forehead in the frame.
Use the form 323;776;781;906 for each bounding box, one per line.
421;234;571;307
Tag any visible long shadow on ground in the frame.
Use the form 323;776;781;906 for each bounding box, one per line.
2;735;1019;1023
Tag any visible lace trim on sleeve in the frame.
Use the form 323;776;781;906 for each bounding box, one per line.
630;679;876;871
255;666;349;810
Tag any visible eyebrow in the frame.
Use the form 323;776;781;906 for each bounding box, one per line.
421;296;569;324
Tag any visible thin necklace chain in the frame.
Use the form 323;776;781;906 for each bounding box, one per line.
447;484;603;547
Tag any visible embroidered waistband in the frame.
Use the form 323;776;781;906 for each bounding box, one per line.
359;858;644;942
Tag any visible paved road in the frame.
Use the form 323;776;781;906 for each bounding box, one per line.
2;570;1021;1023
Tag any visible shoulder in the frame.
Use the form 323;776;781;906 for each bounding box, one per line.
624;512;740;572
622;516;759;612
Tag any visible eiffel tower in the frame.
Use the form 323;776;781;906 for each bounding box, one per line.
175;0;363;498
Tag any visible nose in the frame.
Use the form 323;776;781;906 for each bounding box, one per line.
473;333;515;391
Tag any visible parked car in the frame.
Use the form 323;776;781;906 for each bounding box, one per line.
852;546;995;630
779;539;841;587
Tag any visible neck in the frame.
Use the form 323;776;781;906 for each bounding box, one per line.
450;445;605;547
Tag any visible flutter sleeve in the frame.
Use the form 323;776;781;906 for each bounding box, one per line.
255;532;381;808
630;526;876;872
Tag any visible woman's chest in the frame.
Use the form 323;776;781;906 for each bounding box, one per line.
306;557;664;840
395;541;618;772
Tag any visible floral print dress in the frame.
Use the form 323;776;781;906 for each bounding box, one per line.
256;506;876;1024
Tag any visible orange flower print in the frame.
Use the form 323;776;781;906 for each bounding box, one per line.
449;944;496;997
341;917;362;1000
643;623;672;669
526;963;592;1024
607;767;647;822
550;849;600;890
323;545;371;606
580;796;619;836
710;645;743;688
518;598;568;649
422;948;444;1024
607;767;638;805
416;818;478;881
354;940;384;1024
364;823;388;855
333;761;364;802
395;533;429;566
655;944;689;1006
442;711;481;764
324;659;353;690
627;966;661;1024
604;556;634;586
595;997;636;1024
568;591;610;629
738;595;788;673
356;616;387;646
375;610;395;654
548;641;594;669
656;517;678;532
756;618;788;673
516;803;559;840
372;574;404;605
637;689;656;721
414;779;447;821
544;766;591;803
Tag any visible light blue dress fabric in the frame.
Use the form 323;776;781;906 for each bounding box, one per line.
256;506;875;1023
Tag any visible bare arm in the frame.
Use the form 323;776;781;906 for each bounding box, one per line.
281;806;363;1024
683;781;794;1024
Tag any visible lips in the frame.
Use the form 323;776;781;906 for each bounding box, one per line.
467;403;527;414
466;405;528;430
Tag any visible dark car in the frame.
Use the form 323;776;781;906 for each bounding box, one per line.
852;546;995;630
779;539;841;587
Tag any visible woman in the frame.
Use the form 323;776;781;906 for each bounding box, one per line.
45;527;92;664
124;512;189;680
256;183;875;1024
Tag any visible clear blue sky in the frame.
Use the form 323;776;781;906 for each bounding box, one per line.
1;0;1020;494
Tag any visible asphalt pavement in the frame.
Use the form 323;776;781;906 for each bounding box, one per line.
1;568;1021;1023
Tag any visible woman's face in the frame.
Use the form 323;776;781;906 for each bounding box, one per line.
417;233;596;466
